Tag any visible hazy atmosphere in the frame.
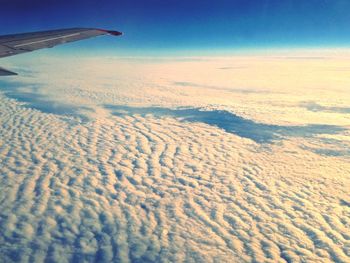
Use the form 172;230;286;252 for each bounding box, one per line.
1;0;350;262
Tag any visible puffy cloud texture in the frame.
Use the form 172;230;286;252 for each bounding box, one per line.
0;52;349;262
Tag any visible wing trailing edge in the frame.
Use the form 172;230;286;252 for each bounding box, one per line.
0;27;122;76
0;27;123;59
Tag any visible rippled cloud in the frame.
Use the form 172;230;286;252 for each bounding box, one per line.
0;54;350;262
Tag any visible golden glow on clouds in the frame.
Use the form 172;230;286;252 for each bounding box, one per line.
0;52;349;262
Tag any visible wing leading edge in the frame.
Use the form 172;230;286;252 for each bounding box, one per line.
0;27;122;76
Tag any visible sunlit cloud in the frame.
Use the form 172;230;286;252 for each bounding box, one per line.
0;54;349;262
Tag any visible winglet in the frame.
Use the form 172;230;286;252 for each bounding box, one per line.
0;67;18;76
97;29;123;36
106;30;123;36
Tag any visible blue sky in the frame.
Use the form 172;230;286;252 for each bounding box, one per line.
1;0;350;55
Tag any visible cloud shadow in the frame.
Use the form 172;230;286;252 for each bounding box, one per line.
300;101;350;114
0;80;90;121
105;105;347;144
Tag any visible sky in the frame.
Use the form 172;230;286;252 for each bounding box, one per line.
1;0;350;55
1;1;350;262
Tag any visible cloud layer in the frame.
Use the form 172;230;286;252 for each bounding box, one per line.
0;54;350;262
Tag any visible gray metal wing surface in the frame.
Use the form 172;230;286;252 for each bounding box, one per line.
0;27;122;76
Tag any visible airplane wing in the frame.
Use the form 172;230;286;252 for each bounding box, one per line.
0;66;17;76
0;27;122;76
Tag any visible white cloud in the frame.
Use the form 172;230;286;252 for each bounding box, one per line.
0;54;349;262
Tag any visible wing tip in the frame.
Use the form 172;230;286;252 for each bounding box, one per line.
107;30;123;36
96;29;123;36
